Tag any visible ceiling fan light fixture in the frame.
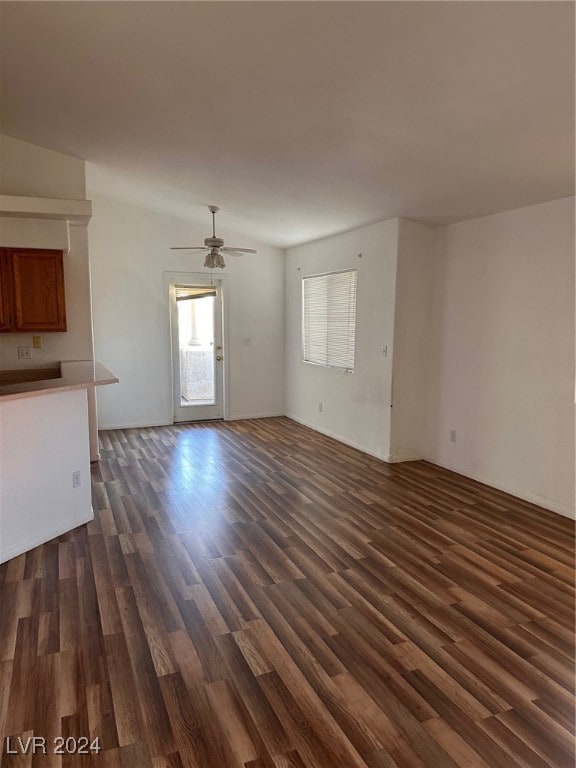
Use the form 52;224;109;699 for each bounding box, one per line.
204;249;226;269
172;205;254;269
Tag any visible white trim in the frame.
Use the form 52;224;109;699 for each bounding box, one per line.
98;414;287;430
97;419;170;430
0;510;94;565
163;271;229;422
387;453;425;463
285;416;574;519
0;194;92;223
285;413;388;461
0;216;71;251
226;412;285;421
424;458;575;519
95;415;573;519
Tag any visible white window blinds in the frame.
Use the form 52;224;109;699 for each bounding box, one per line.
302;269;357;371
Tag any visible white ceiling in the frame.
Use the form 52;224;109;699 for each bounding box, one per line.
1;1;574;247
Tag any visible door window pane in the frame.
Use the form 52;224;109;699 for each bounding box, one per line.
178;293;215;404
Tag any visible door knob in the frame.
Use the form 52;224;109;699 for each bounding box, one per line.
216;355;223;361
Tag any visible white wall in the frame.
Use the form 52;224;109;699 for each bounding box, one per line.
0;388;92;563
87;190;285;428
285;219;399;459
389;219;438;461
426;197;575;517
0;135;94;371
4;136;571;518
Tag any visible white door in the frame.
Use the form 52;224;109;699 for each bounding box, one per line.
170;279;224;422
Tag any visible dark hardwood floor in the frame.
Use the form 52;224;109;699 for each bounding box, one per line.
0;417;574;768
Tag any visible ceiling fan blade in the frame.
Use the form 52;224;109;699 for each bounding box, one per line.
221;247;257;254
170;246;209;251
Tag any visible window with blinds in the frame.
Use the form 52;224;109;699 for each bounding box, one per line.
302;269;357;371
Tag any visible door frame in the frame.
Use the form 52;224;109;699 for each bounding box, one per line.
164;271;230;422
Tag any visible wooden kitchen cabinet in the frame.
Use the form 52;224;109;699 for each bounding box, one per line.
0;248;67;332
0;254;13;332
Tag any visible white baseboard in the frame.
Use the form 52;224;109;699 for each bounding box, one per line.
285;413;389;461
387;453;425;463
0;510;94;565
98;414;285;430
284;417;574;519
425;457;575;520
97;419;170;430
226;412;285;421
94;415;573;521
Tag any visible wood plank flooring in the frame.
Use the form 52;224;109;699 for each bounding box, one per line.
0;416;574;767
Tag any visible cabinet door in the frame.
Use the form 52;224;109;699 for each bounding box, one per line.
0;252;14;332
11;249;67;332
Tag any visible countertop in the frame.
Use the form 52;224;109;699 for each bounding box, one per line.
0;361;118;402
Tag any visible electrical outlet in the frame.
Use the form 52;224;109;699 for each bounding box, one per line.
318;402;323;413
32;336;42;349
18;346;32;359
450;430;457;443
72;470;81;488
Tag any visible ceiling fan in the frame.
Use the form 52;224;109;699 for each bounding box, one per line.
170;205;256;268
